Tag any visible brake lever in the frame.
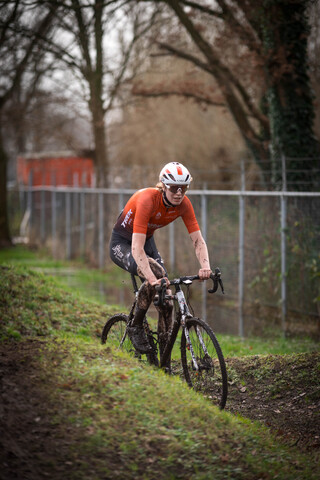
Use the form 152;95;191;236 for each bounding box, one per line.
208;267;225;294
218;277;225;294
154;278;167;307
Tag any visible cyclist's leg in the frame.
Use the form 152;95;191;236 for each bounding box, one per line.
142;237;173;368
110;232;166;353
110;231;165;281
126;257;165;353
109;231;138;274
135;257;166;324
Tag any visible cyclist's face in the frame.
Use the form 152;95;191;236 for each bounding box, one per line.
165;184;188;205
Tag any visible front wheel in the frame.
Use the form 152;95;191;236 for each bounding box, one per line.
181;317;228;409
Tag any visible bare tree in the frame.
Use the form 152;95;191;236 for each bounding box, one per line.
134;0;319;189
0;0;59;247
41;0;160;187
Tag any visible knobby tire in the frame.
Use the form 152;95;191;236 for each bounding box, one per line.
181;317;228;409
101;313;133;353
101;313;159;366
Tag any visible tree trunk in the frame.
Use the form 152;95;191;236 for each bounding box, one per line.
91;99;109;188
262;0;320;190
0;128;13;248
164;0;272;185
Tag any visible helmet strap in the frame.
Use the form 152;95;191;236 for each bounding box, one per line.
162;190;176;208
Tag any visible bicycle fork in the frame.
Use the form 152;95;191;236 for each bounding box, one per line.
176;289;209;373
183;323;199;372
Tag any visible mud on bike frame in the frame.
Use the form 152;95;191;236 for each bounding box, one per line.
152;268;225;369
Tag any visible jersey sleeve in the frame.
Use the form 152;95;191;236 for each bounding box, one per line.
133;190;155;235
181;196;200;234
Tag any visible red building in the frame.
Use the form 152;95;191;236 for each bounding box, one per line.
17;151;95;187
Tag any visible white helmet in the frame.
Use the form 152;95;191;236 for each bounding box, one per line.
159;162;192;185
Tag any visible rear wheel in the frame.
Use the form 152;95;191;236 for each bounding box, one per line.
101;314;134;353
101;313;159;366
181;317;228;409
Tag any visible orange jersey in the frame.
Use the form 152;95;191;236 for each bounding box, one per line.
113;188;200;240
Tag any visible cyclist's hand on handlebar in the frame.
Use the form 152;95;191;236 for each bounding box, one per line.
198;268;212;281
150;277;170;288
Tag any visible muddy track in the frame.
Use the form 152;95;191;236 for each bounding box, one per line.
224;355;320;456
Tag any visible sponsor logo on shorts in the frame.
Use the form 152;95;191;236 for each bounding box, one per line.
112;244;124;260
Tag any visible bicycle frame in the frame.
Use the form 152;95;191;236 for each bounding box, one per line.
162;282;204;372
128;270;224;369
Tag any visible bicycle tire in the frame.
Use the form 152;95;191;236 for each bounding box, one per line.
101;313;159;366
101;313;134;354
180;317;228;409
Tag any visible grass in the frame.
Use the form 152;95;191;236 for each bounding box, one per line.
40;337;317;480
0;245;318;356
0;257;319;479
0;244;127;304
219;331;319;357
0;263;114;341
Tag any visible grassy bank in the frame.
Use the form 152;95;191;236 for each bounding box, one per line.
0;245;318;356
0;262;319;479
0;245;126;305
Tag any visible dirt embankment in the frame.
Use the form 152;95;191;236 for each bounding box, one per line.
225;353;320;454
0;340;319;479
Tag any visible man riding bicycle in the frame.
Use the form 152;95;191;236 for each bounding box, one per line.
109;162;212;354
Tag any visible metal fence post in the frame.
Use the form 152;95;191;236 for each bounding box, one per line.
27;170;33;228
281;155;287;335
66;191;71;259
98;192;104;269
40;173;45;243
51;188;57;258
119;191;124;212
238;161;245;337
80;190;85;256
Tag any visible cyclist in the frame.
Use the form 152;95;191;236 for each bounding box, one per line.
109;162;212;353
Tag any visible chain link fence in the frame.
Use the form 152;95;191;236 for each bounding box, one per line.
8;182;320;339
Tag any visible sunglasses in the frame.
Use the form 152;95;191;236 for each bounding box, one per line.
166;184;189;194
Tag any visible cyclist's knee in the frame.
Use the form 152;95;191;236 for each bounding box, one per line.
137;257;165;280
149;258;166;279
136;258;166;309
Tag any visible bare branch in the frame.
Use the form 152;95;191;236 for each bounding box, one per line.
162;0;269;143
0;2;59;108
132;86;225;108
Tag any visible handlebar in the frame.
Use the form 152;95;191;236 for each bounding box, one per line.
154;267;224;307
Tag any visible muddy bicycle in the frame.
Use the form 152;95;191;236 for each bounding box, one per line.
101;268;228;409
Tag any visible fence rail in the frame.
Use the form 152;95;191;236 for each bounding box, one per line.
9;184;320;339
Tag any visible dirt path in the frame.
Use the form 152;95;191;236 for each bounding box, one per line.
0;340;319;479
225;354;320;457
0;340;76;480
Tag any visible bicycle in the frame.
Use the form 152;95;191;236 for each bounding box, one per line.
101;268;228;409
